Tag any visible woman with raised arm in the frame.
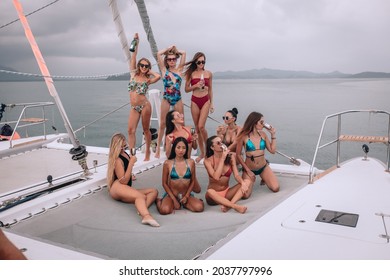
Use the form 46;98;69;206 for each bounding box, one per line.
155;46;186;158
236;112;279;196
204;136;250;214
127;33;161;161
157;137;204;215
107;133;160;227
184;52;214;163
216;107;242;152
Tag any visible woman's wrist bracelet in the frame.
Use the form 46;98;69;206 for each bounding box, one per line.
271;137;276;139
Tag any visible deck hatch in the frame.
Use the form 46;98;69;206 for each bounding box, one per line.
315;209;359;227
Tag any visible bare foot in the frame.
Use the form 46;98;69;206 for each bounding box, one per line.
141;214;160;227
220;205;231;212
154;150;160;158
234;204;247;214
144;149;151;161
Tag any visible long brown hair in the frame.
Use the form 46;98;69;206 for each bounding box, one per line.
237;111;263;139
184;52;206;81
107;133;126;188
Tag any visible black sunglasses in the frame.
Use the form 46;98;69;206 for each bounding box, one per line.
222;116;231;120
196;60;206;65
139;63;150;68
167;58;177;62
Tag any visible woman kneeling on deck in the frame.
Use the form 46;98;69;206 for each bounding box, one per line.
107;133;160;227
157;137;204;215
204;136;250;214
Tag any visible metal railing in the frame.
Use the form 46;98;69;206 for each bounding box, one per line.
0;102;55;148
309;109;390;183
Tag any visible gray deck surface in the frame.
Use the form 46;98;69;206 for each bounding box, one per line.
4;152;308;260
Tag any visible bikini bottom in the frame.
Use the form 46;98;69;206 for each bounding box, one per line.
131;102;146;114
251;161;269;176
215;187;229;198
191;94;209;110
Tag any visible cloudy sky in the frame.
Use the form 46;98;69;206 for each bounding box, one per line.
1;0;389;76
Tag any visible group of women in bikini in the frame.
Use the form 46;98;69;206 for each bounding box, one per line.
106;34;279;227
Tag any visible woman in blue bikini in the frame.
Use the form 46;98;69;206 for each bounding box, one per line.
155;46;186;158
128;33;161;161
157;137;204;215
236;112;279;195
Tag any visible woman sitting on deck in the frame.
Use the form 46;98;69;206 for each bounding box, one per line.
204;136;250;214
165;110;201;193
157;137;204;215
107;133;160;227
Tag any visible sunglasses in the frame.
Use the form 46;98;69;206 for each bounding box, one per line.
196;60;206;65
222;116;231;121
167;58;177;62
139;63;150;69
214;140;222;146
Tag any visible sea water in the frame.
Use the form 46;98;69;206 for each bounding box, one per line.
1;78;389;169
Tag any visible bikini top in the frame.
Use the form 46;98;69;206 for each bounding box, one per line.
171;127;193;144
222;127;237;147
245;137;266;152
116;153;132;186
212;156;233;178
163;71;182;93
170;159;192;180
190;77;210;87
128;78;148;95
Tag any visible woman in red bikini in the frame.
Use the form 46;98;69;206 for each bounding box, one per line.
165;110;201;193
204;136;250;214
184;52;214;163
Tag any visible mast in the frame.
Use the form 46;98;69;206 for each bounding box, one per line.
13;0;90;176
134;0;159;63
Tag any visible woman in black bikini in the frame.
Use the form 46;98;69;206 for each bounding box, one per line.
107;133;160;227
184;52;214;163
204;136;250;214
127;33;160;161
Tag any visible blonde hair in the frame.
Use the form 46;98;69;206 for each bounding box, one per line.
107;133;126;188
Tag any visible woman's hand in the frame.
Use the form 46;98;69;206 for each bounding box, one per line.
240;180;250;194
173;198;181;210
130;155;137;165
209;103;215;114
166;135;174;145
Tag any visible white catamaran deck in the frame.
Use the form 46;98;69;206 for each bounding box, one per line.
0;140;310;260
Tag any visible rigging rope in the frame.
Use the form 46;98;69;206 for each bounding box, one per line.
0;0;61;30
0;69;131;80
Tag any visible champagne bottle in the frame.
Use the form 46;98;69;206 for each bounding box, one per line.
129;38;137;52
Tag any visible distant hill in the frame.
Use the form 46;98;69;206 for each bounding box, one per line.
1;65;390;81
213;68;390;79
